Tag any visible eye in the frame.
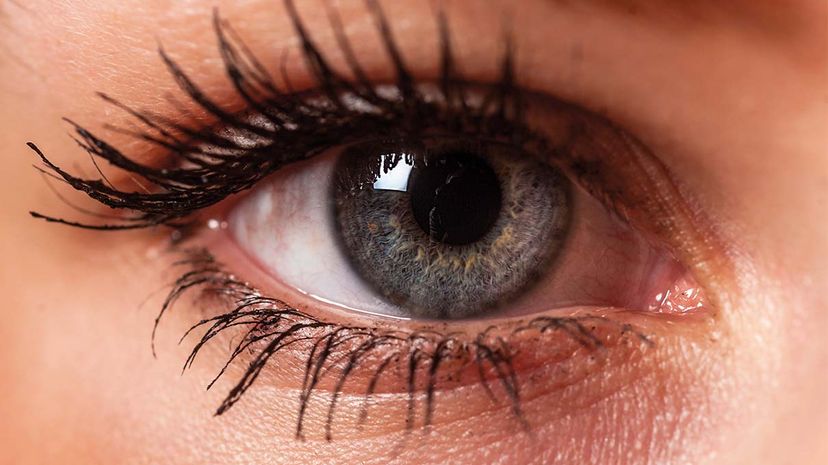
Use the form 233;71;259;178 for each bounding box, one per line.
228;133;689;321
28;3;717;440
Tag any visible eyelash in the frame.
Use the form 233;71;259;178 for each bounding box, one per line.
29;2;655;439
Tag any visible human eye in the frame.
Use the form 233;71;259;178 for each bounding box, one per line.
227;109;697;322
29;0;722;448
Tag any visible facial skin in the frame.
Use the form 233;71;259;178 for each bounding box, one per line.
0;1;825;464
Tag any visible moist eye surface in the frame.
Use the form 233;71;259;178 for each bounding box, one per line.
333;138;571;319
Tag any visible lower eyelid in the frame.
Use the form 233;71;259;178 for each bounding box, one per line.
159;209;724;433
156;244;672;437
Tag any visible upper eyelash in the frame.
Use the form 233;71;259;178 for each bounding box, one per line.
28;1;526;230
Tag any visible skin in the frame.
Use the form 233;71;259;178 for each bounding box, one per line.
0;0;826;464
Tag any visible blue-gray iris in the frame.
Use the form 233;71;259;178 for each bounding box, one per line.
333;139;571;319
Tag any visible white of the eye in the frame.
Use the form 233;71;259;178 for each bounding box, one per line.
229;153;412;320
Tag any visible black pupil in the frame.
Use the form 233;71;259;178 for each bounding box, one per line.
408;151;502;245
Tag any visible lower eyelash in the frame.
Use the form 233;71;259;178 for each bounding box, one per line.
162;247;653;440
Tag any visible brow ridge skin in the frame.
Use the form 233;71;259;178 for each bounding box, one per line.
545;0;820;39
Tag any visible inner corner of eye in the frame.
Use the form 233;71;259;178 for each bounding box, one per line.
224;136;705;323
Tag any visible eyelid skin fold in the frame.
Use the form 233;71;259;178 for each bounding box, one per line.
25;0;730;441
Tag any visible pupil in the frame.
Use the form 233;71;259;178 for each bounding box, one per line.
408;151;502;245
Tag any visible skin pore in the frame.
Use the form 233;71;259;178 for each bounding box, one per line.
0;1;826;464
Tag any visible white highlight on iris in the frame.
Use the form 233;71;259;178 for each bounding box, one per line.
372;153;414;192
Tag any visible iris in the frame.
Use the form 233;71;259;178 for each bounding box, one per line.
333;138;571;319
